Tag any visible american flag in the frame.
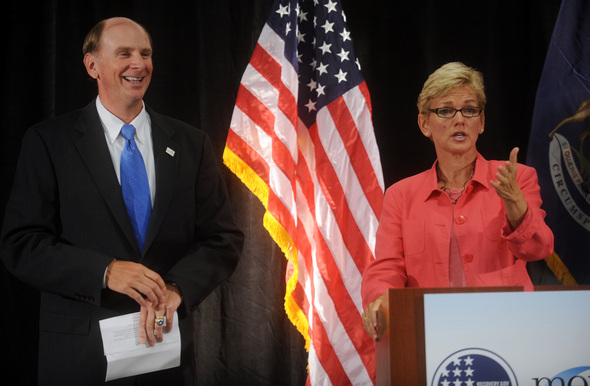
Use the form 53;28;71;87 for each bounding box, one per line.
223;0;384;384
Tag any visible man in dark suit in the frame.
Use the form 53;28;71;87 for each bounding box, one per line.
0;17;244;385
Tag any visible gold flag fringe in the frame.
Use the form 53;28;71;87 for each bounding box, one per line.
223;145;311;351
545;251;578;286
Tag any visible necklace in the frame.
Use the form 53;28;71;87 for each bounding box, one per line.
437;161;475;204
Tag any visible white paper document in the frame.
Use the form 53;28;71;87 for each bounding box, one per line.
99;311;181;381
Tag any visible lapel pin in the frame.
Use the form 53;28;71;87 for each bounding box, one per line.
166;147;175;157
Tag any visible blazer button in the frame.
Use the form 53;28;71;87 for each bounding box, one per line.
455;215;466;224
463;254;473;263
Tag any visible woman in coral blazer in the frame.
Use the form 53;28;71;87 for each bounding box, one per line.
361;62;554;341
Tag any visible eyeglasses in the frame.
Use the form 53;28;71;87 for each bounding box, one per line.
426;107;483;118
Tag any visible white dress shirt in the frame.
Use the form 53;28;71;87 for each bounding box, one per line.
95;97;156;205
96;97;157;286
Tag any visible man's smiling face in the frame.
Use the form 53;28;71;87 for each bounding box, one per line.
85;18;153;115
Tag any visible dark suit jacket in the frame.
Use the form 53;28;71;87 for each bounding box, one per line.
0;100;244;385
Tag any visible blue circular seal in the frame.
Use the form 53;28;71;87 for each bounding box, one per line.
432;348;518;386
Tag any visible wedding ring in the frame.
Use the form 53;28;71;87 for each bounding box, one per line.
155;316;165;326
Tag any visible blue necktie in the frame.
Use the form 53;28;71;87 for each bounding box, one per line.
120;124;151;252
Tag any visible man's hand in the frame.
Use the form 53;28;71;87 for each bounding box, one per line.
362;295;384;341
138;283;183;346
105;260;167;308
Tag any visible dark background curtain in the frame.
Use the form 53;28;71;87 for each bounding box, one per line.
1;1;561;384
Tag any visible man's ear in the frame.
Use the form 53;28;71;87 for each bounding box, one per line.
83;53;99;80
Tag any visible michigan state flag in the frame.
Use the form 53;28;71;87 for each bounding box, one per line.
526;0;590;284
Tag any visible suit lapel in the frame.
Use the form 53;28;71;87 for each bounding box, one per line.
143;108;179;255
74;101;139;255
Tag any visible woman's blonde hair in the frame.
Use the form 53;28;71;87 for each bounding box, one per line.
417;62;486;113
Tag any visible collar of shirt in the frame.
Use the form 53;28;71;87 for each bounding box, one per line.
95;97;151;144
423;152;490;202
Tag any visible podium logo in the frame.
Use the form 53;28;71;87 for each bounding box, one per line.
432;348;518;386
533;366;590;385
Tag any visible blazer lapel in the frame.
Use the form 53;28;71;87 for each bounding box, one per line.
143;108;179;255
74;101;139;255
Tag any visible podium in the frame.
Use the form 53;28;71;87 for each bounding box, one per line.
375;286;590;386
